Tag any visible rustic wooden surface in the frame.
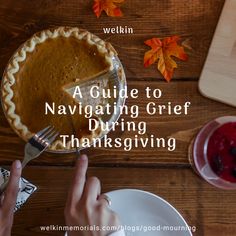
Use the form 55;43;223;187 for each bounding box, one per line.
10;167;236;236
1;0;236;236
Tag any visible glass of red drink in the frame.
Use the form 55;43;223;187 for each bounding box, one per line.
190;116;236;190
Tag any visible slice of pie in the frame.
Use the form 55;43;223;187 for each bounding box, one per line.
1;27;117;151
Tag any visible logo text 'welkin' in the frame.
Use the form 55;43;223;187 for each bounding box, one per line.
103;26;134;34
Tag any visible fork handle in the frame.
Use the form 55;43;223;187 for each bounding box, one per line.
21;159;29;169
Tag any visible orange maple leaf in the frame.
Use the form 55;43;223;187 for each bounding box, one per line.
93;0;125;18
144;36;188;82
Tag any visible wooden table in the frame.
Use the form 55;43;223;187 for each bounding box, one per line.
1;0;236;235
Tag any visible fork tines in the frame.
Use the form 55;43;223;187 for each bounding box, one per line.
32;126;59;147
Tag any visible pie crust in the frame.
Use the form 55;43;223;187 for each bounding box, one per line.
1;27;117;151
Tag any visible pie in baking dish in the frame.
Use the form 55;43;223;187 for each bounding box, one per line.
1;27;117;151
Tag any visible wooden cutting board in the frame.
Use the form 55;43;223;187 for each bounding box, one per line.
199;0;236;107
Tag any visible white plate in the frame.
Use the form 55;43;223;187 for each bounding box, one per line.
106;189;193;236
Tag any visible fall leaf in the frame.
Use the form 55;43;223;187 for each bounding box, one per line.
93;0;125;18
144;36;188;82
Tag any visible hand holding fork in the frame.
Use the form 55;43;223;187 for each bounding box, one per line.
0;126;59;195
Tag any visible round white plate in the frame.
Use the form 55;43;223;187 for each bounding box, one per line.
106;189;192;236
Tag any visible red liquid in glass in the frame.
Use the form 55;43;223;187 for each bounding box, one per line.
207;122;236;183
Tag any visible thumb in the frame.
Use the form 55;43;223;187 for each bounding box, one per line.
3;160;22;214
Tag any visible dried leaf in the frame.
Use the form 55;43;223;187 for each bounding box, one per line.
93;0;125;18
144;36;188;82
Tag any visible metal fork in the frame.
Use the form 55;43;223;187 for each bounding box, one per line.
0;126;59;195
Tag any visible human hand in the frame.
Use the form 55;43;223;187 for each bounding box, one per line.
65;155;121;236
0;160;22;236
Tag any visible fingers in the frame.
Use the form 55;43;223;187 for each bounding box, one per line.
0;193;4;206
66;155;88;208
82;176;101;204
2;160;22;213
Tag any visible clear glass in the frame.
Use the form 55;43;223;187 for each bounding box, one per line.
189;116;236;190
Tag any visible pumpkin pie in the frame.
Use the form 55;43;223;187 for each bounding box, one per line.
1;27;117;151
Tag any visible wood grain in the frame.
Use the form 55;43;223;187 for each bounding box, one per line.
9;166;236;236
0;81;235;166
0;0;224;80
0;1;235;236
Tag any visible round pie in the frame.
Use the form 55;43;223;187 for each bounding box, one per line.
1;27;117;151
